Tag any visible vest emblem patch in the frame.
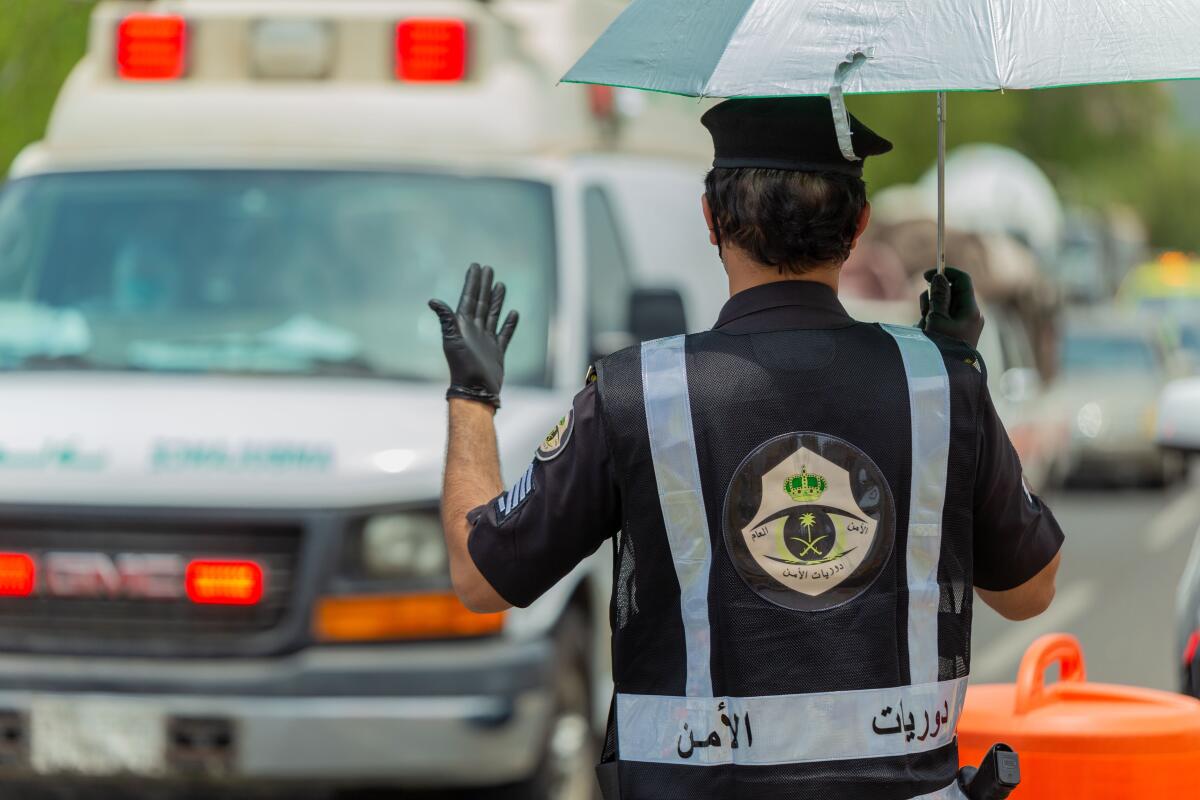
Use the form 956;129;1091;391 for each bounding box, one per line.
536;410;574;462
724;433;896;612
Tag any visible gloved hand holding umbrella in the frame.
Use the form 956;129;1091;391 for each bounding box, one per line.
920;267;985;350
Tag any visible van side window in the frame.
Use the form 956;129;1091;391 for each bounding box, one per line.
584;186;634;357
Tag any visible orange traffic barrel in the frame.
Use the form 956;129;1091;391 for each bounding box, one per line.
958;633;1200;798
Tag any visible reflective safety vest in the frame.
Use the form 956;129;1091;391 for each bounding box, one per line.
594;324;974;800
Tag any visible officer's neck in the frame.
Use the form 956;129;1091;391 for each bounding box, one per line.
723;248;841;298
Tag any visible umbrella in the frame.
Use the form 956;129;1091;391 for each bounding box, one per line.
562;0;1200;272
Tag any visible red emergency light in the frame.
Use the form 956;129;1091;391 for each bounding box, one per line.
0;553;35;598
117;14;188;81
186;560;264;606
395;19;467;82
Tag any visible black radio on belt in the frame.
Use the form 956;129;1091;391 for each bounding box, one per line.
957;743;1021;800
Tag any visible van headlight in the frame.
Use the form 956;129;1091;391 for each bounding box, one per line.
360;512;447;579
1076;402;1104;439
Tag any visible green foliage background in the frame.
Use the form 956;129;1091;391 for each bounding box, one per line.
2;0;1200;250
0;0;95;172
852;86;1200;251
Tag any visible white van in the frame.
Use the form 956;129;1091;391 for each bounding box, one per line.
0;0;718;795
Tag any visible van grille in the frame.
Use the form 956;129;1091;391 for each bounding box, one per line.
0;519;302;655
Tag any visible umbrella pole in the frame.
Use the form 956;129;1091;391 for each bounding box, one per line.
936;91;947;275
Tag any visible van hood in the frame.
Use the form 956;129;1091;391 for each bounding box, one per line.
0;373;568;509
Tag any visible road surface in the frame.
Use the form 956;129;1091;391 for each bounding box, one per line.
970;482;1200;691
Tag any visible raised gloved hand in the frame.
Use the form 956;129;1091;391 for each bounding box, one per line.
429;263;520;409
919;266;985;350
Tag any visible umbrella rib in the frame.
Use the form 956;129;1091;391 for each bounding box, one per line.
1090;0;1137;84
700;0;767;98
983;0;1006;89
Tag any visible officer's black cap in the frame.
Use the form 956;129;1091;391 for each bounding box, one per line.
701;96;894;178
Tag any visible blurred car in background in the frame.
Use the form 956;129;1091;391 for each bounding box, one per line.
1158;378;1200;696
1175;538;1200;699
987;306;1068;491
842;297;1066;491
1047;312;1183;487
1121;252;1200;374
1179;323;1200;374
1053;207;1147;306
1120;252;1200;304
1131;297;1200;376
1159;372;1200;457
0;0;720;796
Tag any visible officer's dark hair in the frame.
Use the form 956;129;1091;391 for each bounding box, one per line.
704;167;868;274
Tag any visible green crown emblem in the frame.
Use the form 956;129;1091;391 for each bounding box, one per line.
784;467;828;503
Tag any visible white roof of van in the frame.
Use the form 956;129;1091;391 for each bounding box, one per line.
18;0;712;176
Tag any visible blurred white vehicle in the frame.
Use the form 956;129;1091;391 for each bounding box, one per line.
1159;366;1200;696
1160;376;1200;453
1048;313;1183;487
918;145;1064;265
986;306;1068;491
842;298;1066;491
1129;295;1200;376
0;0;721;796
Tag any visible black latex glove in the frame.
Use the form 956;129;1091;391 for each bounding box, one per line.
428;263;519;409
918;266;985;350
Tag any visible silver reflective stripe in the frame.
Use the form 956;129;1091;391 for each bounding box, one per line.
641;335;714;699
914;780;970;800
616;677;967;766
881;324;952;686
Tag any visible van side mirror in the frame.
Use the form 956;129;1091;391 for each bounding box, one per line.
629;288;687;343
591;288;689;361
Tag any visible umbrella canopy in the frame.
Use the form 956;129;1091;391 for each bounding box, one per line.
563;0;1200;98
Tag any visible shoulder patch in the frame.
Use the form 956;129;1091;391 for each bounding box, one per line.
536;410;575;461
495;463;536;521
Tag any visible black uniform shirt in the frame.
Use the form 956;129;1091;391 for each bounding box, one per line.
468;280;1064;607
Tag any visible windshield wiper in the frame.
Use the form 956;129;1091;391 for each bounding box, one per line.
303;356;394;378
1;353;115;372
3;350;413;380
215;355;397;379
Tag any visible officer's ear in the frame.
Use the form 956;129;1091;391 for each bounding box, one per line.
851;202;872;250
701;193;719;247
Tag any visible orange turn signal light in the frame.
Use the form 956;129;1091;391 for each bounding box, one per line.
314;592;503;642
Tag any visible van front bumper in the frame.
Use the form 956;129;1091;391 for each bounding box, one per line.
0;637;555;788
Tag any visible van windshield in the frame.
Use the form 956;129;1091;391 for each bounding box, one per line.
0;170;555;384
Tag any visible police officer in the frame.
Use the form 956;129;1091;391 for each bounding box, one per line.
428;97;1064;800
